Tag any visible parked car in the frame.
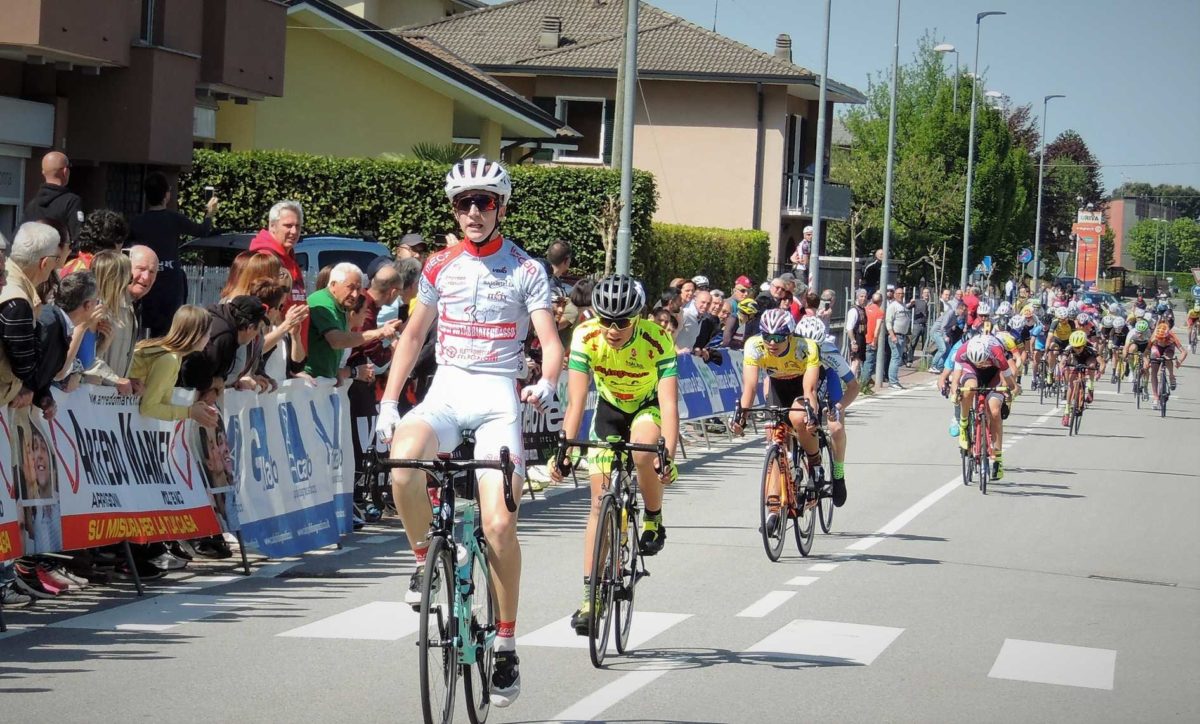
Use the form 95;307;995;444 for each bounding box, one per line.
1079;290;1120;311
181;233;391;299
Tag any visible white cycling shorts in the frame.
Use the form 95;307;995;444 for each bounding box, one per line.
406;365;526;476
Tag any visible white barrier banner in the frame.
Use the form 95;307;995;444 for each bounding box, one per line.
0;407;25;561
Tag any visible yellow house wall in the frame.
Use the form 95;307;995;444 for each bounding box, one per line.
215;27;454;158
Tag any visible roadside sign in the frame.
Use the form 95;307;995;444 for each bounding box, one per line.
982;255;993;273
1093;224;1103;234
1018;248;1032;264
1056;251;1069;269
1192;284;1200;299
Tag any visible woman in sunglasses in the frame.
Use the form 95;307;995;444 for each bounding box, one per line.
374;158;562;708
731;309;824;522
551;274;680;633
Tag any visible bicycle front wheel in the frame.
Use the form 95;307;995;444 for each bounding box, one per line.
588;496;618;668
418;537;457;724
462;535;495;724
1159;366;1170;418
793;474;816;557
817;440;835;534
759;445;787;562
1134;370;1143;409
975;410;989;495
614;500;639;654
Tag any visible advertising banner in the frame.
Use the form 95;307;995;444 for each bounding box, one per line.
0;407;24;562
46;386;222;551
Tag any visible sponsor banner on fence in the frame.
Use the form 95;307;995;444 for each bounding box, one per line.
45;386;223;551
223;379;354;557
0;407;24;561
524;350;754;463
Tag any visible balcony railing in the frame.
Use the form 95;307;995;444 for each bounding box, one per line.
783;173;851;221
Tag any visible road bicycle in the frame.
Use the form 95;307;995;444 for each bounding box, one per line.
1063;364;1091;436
555;433;667;668
802;392;837;535
1109;346;1126;393
380;446;517;724
1189;324;1197;354
1130;352;1149;409
736;404;822;560
1150;357;1175;418
956;385;1008;495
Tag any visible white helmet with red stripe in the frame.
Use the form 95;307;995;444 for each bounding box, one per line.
445;158;512;205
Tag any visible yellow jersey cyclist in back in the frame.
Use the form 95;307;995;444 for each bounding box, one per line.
552;274;680;635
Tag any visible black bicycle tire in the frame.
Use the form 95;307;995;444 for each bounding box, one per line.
759;445;787;562
1134;368;1142;409
976;409;989;495
462;533;494;724
817;438;834;534
962;448;972;486
793;473;815;557
614;487;639;654
588;496;618;668
418;537;457;724
1160;365;1169;418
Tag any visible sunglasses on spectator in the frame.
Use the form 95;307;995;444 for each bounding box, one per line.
762;333;790;344
599;316;635;330
453;194;498;213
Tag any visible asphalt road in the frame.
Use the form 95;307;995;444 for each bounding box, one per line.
3;354;1198;723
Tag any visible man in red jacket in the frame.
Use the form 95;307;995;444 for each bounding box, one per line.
249;201;306;308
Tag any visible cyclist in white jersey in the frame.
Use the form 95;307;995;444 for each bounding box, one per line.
376;158;563;708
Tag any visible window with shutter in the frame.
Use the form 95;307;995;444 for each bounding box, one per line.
552;96;607;164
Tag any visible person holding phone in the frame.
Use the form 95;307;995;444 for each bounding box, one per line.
128;172;219;337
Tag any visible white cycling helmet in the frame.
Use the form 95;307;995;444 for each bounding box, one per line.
1008;314;1024;331
796;316;826;341
1054;307;1069;320
690;275;710;288
977;303;992;316
759;308;795;335
996;301;1013;316
1077;312;1092;325
966;335;993;365
444;158;512;205
1112;317;1126;330
1100;315;1114;329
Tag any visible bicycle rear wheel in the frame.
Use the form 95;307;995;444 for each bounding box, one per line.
975;410;989;495
588;496;618;667
418;537;457;724
817;439;834;534
1134;369;1143;409
759;445;787;562
1159;366;1169;418
462;535;495;724
614;498;639;654
793;476;816;557
961;449;973;486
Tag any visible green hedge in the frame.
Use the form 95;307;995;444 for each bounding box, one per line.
178;150;657;270
636;223;770;296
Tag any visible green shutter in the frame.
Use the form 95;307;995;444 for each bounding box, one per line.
602;100;616;165
531;97;559;162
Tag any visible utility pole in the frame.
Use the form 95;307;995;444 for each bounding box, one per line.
614;0;639;274
1032;94;1065;284
959;11;1005;290
807;0;832;292
875;0;900;390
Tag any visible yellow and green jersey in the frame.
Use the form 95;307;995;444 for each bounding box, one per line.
568;318;678;413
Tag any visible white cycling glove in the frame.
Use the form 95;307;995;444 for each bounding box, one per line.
375;399;401;451
523;378;557;410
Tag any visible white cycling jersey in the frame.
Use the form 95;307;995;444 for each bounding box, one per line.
418;236;551;378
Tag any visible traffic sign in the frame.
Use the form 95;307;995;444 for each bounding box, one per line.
1018;248;1032;264
1192;284;1200;299
982;255;993;273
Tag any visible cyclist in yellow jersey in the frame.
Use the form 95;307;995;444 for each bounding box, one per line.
731;308;825;491
552;275;679;635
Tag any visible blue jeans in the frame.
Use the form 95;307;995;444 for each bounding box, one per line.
862;344;878;385
931;334;948;370
888;335;906;383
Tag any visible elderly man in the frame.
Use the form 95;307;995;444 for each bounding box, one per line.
0;222;62;415
87;246;157;394
885;286;911;388
304;262;401;380
26;151;84;244
250;200;307;308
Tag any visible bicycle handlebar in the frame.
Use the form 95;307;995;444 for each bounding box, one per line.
380;447;518;512
554;432;668;479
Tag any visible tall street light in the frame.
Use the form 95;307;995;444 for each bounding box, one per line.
808;0;833;292
959;10;1006;291
934;43;959;112
875;0;901;390
1032;93;1066;283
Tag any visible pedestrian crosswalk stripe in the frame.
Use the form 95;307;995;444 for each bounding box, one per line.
737;591;796;618
988;639;1116;690
519;611;691;650
49;593;274;633
278;601;420;641
785;576;819;586
747;619;904;665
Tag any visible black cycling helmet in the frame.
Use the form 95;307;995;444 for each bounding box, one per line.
592;274;646;319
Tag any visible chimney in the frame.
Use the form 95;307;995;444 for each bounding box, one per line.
537;16;563;50
775;33;792;63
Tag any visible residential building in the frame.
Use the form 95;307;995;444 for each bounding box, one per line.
1104;196;1180;270
0;0;287;235
403;0;866;262
213;0;569;160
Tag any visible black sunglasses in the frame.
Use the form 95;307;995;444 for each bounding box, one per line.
599;316;635;330
453;194;498;213
762;333;790;344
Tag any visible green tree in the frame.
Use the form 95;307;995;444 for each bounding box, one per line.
1037;130;1104;275
1124;218;1197;271
1110;182;1200;221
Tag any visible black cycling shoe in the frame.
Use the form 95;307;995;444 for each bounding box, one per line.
639;523;666;556
490;651;521;707
831;477;847;507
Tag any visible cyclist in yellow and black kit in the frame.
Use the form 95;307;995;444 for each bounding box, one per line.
553;274;679;634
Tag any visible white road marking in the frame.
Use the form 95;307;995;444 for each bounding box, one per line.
988;639;1116;690
736;590;797;618
747;619;905;665
354;534;403;545
519;611;691;650
278;601;419;641
307;545;359;557
49;594;272;633
845;478;959;552
785;576;819;586
550;664;682;722
808;563;839;572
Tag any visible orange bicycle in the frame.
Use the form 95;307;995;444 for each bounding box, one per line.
736;405;820;560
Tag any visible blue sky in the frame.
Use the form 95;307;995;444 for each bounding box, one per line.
641;0;1200;192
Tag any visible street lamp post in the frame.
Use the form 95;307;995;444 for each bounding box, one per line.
959;10;1006;291
933;43;959;112
808;0;833;292
875;0;901;390
1032;94;1065;284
